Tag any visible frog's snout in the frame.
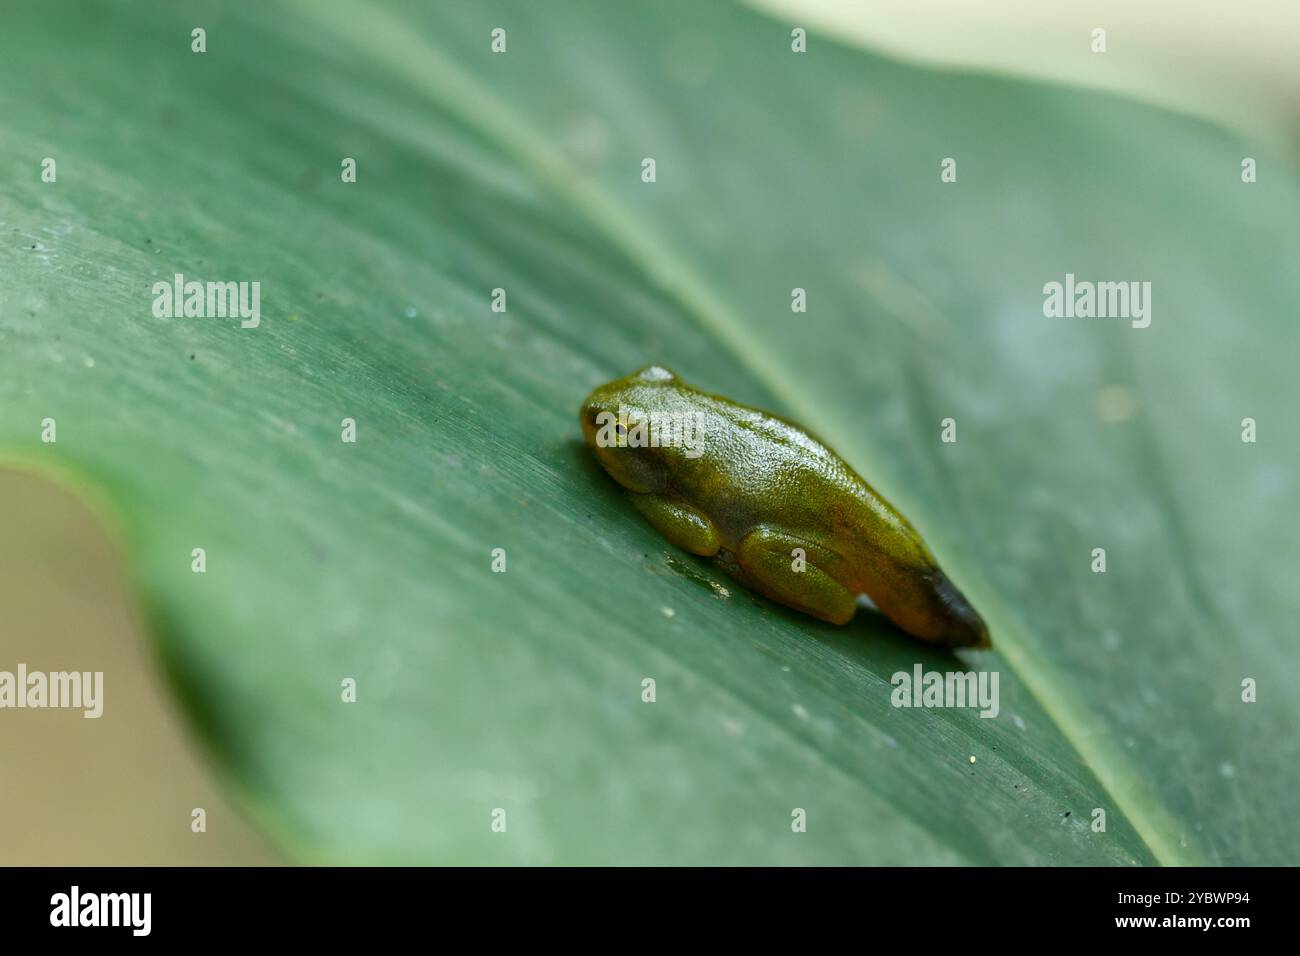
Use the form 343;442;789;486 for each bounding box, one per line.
580;385;618;449
580;397;602;446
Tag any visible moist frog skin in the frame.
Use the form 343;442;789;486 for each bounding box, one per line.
581;365;990;649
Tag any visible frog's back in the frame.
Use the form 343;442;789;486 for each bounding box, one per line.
664;388;916;559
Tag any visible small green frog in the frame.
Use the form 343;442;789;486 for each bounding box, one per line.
581;366;990;648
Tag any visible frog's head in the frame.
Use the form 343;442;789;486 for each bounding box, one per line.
580;366;680;493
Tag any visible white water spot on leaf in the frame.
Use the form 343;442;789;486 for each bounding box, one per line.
1097;384;1138;423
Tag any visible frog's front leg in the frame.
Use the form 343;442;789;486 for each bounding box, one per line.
735;526;858;625
629;493;721;556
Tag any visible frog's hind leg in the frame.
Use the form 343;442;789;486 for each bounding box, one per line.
629;493;721;556
735;526;858;625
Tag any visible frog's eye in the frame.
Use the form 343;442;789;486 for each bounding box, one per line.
615;422;628;437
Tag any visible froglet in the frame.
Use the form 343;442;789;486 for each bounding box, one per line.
580;366;990;648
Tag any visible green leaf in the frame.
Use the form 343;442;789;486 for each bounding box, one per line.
3;0;1296;864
